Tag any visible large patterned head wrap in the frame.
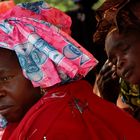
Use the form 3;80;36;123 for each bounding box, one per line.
0;1;97;88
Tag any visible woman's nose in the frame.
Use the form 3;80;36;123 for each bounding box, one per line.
0;88;6;97
0;92;6;98
116;58;125;76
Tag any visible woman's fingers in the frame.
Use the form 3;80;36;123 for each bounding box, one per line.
100;60;114;75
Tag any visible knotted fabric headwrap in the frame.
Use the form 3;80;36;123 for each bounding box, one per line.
0;1;97;88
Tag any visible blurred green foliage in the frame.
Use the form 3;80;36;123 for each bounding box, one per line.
14;0;105;11
46;0;75;11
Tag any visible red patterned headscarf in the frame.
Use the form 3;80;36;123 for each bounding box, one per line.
0;1;97;88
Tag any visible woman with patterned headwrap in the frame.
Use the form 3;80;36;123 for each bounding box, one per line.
0;1;140;140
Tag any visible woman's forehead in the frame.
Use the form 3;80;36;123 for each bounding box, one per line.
0;48;16;59
105;30;127;54
0;48;20;68
105;28;140;57
107;27;140;44
106;29;121;45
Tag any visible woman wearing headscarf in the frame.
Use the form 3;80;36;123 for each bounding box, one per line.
0;1;140;140
95;0;140;120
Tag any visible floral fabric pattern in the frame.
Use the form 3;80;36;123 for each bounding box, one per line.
120;79;140;109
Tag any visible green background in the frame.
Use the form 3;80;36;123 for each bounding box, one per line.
13;0;105;11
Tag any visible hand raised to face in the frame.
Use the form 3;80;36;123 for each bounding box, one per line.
97;60;120;104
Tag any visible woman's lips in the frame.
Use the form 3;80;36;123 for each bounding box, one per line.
0;105;13;114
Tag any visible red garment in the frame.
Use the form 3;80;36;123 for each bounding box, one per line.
3;80;140;140
0;0;15;14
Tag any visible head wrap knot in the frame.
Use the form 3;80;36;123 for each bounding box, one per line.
0;1;97;88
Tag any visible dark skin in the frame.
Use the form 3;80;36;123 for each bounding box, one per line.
97;27;140;103
105;28;140;85
97;60;120;104
104;27;140;120
0;48;42;122
96;0;140;121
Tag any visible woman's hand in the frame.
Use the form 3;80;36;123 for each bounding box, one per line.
97;60;120;104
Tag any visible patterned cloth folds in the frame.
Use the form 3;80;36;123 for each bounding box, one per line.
0;1;97;88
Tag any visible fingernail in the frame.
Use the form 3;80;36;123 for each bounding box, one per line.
106;59;109;63
108;62;112;66
112;65;116;70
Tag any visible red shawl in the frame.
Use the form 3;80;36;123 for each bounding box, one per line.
2;80;140;140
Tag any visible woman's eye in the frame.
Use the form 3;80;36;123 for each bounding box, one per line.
0;76;13;82
122;45;131;53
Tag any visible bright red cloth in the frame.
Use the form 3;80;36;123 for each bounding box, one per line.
0;0;15;14
3;80;140;139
